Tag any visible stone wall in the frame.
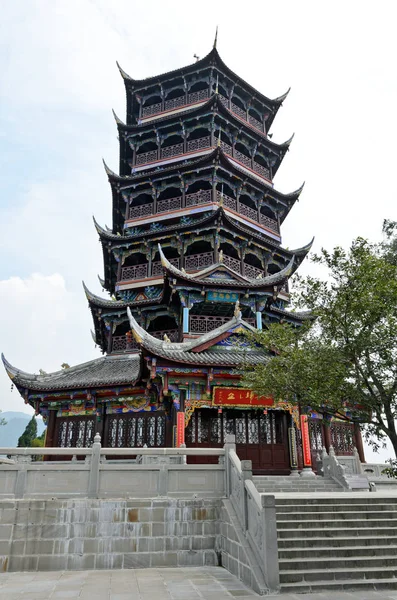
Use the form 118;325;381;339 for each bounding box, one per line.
0;498;220;572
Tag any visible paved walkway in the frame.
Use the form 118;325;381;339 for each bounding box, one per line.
1;567;397;600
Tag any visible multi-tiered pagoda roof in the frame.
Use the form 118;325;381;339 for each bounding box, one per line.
3;41;316;468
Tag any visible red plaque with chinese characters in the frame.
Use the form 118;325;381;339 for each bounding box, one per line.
213;387;273;407
176;411;185;447
300;414;312;466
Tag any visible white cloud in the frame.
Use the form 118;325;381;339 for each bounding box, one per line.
0;273;100;413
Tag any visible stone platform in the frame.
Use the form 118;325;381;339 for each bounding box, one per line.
2;567;397;600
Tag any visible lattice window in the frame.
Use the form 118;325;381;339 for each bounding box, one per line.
141;103;162;118
234;149;252;169
253;162;270;179
120;264;148;281
244;263;264;279
185;252;214;271
164;96;186;111
260;214;279;232
216;190;237;210
187;137;211;152
231;101;246;120
57;417;95;448
136;149;158;165
185;189;212;207
188;89;209;104
157;196;182;213
222;254;241;273
309;419;324;453
129;203;153;219
330;421;354;455
220;140;233;155
248;114;263;131
239;203;257;222
160;143;184;159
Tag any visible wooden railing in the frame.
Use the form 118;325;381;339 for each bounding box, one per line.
151;258;180;276
139;89;265;136
190;315;255;333
141;89;209;119
112;330;179;352
133;135;271;180
119;252;266;282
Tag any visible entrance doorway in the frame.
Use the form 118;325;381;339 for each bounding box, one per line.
185;408;290;474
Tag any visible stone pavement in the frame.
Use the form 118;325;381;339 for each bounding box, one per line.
1;567;397;600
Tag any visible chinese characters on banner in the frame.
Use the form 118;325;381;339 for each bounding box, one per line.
176;411;185;447
300;414;312;466
213;387;274;407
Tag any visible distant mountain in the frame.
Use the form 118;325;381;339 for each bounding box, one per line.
0;412;46;447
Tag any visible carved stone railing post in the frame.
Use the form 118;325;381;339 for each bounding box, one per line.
261;494;280;591
224;434;236;497
88;433;101;499
241;459;253;530
14;451;32;499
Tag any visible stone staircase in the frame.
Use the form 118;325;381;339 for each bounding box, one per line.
276;496;397;593
253;474;343;494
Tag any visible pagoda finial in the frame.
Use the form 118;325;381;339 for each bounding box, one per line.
213;26;218;49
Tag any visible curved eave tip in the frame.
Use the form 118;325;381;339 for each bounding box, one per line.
98;274;105;288
293;236;315;257
90;330;97;344
283;133;295;148
1;353;17;379
273;87;291;104
112;109;124;126
116;61;134;82
92;216;106;235
82;280;91;299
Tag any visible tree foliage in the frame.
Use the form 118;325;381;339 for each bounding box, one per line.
17;416;38;447
242;234;397;457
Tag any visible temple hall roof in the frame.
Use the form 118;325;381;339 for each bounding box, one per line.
2;353;141;392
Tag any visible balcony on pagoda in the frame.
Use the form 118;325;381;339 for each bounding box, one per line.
125;187;280;241
188;302;256;336
131;134;272;185
116;241;280;292
138;86;267;136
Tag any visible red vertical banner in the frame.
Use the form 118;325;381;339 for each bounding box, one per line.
176;412;185;448
300;414;312;467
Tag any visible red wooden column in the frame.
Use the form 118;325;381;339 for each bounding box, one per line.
45;410;57;448
354;422;366;463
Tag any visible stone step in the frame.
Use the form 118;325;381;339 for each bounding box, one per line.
280;577;397;594
277;526;397;538
276;502;397;513
279;554;397;572
276;510;397;521
279;544;397;559
278;535;397;548
279;565;397;584
276;496;395;505
277;518;397;529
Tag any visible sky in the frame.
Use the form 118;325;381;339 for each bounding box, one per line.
0;0;396;461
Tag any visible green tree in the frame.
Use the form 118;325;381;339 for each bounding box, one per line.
0;410;6;427
242;236;397;457
17;416;38;447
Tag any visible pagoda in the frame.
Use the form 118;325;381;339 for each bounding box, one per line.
2;40;362;473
